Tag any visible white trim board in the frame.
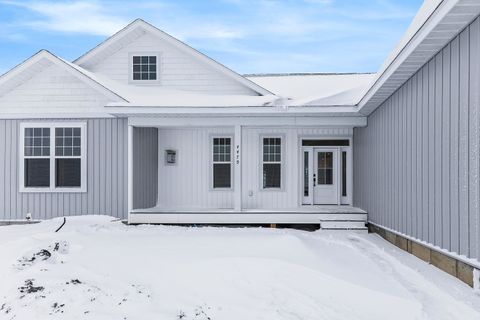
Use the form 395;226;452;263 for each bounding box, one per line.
129;212;366;224
0;50;126;103
0;112;117;119
129;205;367;224
128;116;367;127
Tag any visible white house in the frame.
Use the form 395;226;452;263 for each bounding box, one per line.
0;18;374;228
0;0;479;275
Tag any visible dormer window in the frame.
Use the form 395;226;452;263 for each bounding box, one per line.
132;55;157;81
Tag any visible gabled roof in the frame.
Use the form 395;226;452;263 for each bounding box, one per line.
0;50;127;102
2;2;479;116
74;19;272;96
358;0;480;115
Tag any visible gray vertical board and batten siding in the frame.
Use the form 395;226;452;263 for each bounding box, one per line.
354;17;480;261
132;127;158;210
0;118;128;220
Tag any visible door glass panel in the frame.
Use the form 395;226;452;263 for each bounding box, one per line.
318;167;325;184
304;151;309;196
325;152;332;167
317;151;333;185
325;168;333;184
342;151;347;196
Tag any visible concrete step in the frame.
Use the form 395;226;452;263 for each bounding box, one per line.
320;220;366;229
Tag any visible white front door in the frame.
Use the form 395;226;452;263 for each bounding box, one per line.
313;148;339;204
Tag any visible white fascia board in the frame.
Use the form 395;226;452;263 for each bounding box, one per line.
127;116;367;128
0;50;126;103
105;105;360;115
0;112;116;119
73;19;272;96
74;19;140;66
0;50;42;84
47;52;127;102
357;0;460;115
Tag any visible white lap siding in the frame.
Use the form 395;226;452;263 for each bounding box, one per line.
0;118;128;220
85;32;258;96
0;62;112;110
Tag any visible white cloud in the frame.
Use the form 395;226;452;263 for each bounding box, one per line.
1;0;129;36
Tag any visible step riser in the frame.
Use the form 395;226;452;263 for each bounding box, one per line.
320;228;368;233
320;221;366;229
317;214;367;221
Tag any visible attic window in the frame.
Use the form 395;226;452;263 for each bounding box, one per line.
132;56;157;80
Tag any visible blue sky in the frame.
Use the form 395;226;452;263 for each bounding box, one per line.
0;0;422;75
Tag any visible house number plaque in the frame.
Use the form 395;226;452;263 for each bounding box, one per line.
236;144;240;165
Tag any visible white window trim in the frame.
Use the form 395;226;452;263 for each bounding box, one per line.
19;122;87;193
128;52;161;84
210;135;234;191
260;134;284;191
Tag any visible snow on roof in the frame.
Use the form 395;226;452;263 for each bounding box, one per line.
56;58;276;107
5;1;469;112
101;72;375;108
104;87;278;108
246;73;376;106
90;73;277;108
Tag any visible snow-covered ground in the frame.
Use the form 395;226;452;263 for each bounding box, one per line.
0;216;479;320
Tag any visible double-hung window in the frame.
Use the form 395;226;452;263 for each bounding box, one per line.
212;137;232;189
20;123;87;192
262;137;282;189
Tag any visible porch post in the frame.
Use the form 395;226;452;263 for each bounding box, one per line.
234;125;242;211
127;125;133;219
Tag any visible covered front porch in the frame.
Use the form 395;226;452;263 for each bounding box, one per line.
126;115;367;228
